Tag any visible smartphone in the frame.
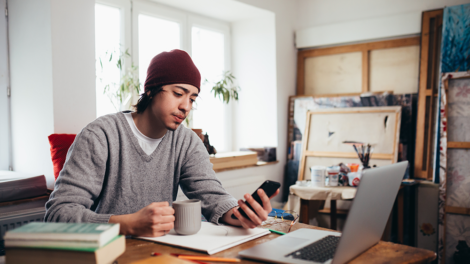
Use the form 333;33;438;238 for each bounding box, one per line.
231;180;281;220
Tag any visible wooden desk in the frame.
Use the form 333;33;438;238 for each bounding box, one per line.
117;222;436;264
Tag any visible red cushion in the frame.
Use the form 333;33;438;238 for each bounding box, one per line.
48;134;76;180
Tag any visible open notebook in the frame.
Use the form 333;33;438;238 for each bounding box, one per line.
138;222;270;255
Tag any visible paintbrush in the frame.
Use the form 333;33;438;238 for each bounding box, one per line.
361;145;366;164
353;144;362;162
365;144;370;167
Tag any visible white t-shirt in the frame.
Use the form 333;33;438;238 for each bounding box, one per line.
123;112;163;155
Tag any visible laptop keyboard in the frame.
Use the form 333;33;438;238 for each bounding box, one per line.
285;235;341;263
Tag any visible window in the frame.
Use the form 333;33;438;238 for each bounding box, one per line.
95;0;232;152
137;14;181;91
191;26;230;152
95;3;121;117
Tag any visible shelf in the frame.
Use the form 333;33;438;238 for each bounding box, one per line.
213;160;279;173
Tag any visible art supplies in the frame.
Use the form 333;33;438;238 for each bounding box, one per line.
347;163;360;172
141;254;196;264
343;142;373;168
151;253;241;263
327;166;340;187
138;222;269;255
348;172;362;187
268;229;286;235
310;166;326;187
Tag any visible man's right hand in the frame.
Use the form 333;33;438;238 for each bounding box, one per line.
109;201;175;237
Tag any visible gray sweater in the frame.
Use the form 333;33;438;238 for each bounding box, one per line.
45;112;238;224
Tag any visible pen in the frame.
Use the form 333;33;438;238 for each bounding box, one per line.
177;255;241;262
151;253;208;264
268;229;286;235
151;252;241;263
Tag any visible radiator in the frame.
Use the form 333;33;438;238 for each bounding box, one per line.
0;207;45;255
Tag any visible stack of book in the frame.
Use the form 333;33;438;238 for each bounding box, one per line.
209;151;258;170
0;171;48;203
0;171;50;254
4;222;125;264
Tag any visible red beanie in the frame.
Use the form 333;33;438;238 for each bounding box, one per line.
144;49;201;92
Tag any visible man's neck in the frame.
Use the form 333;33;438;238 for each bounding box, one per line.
131;111;167;139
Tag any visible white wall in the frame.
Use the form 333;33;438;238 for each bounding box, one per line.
9;0;55;187
297;0;470;29
296;0;470;48
232;15;278;150
9;0;96;188
50;0;96;133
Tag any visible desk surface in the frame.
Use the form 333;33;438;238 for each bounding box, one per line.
117;222;436;264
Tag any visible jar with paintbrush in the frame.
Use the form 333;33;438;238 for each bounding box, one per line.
342;141;373;169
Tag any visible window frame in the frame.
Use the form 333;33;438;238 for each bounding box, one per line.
0;0;12;170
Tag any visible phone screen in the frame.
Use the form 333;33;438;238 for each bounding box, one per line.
231;180;281;220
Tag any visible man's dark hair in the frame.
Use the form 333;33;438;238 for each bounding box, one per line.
133;86;163;113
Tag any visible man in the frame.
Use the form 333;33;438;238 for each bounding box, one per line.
45;49;279;237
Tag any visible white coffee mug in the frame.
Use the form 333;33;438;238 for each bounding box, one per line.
310;166;326;187
172;199;201;235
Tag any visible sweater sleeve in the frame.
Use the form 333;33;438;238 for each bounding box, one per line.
45;128;112;223
178;133;238;225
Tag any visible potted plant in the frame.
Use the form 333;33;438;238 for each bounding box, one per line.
98;49;141;111
185;70;240;127
189;71;240;154
208;71;240;104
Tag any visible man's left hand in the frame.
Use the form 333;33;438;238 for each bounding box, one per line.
222;188;280;228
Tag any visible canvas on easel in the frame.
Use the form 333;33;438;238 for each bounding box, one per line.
298;106;401;181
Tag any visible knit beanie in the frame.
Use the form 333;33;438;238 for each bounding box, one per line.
144;49;201;92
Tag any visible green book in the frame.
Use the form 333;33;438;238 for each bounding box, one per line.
4;222;120;249
5;235;126;264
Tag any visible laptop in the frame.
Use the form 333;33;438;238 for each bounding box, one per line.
239;161;408;264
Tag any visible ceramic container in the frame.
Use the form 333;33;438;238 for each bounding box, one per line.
173;199;201;235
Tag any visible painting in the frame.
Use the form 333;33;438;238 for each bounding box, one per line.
288;93;416;170
441;3;470;72
445;214;470;264
438;71;470;264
